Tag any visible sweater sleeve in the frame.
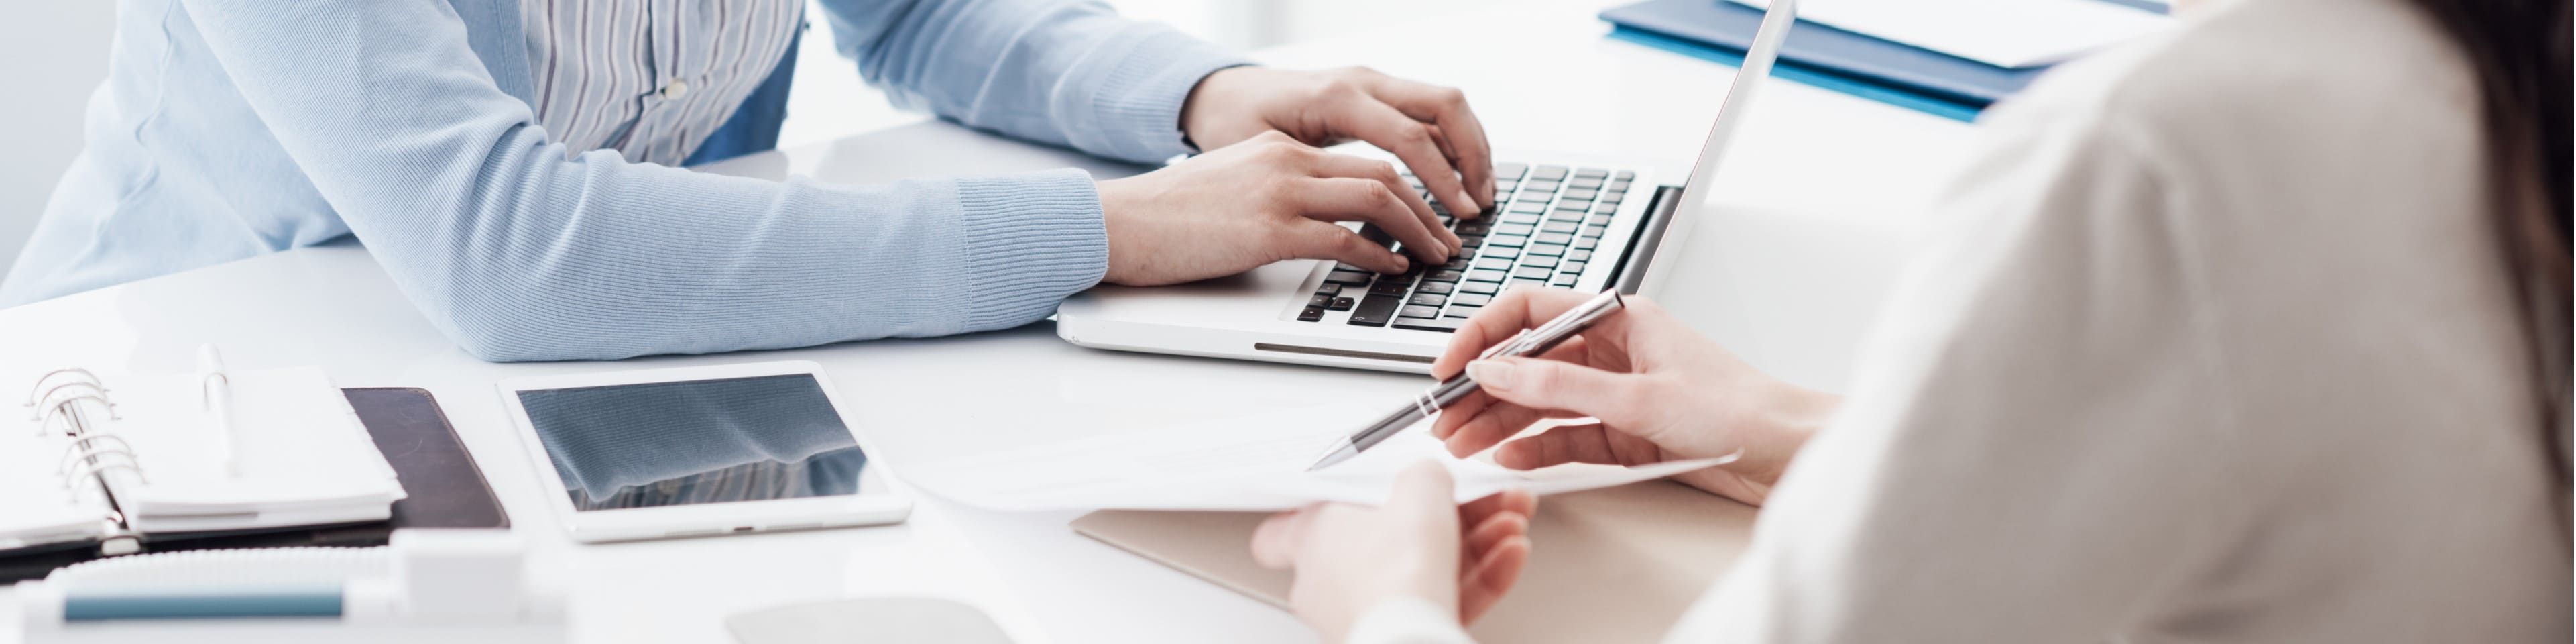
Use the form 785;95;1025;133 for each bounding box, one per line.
1668;105;2245;641
815;0;1254;164
178;0;1109;362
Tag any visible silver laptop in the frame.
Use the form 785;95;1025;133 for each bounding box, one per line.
1056;0;1800;374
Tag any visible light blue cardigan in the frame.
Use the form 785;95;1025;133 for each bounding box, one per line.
1;0;1246;361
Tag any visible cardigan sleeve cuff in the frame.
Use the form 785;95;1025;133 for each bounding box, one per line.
951;168;1108;330
1055;24;1253;164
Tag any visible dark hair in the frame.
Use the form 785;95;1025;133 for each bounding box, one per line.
2400;0;2573;495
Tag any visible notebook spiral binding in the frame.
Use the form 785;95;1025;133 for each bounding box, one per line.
23;368;145;556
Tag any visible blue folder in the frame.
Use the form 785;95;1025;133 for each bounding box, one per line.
1600;0;2166;121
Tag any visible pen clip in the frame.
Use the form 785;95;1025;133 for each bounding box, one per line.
199;372;226;411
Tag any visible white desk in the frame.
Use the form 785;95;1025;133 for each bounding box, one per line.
0;3;1976;642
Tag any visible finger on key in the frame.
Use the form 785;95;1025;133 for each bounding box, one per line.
1327;97;1482;224
1366;76;1496;211
1312;154;1459;254
1296;177;1450;266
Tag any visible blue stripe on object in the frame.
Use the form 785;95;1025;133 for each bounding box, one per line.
1605;25;1984;123
65;585;344;621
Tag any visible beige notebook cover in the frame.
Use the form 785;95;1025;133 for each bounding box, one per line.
1073;480;1758;643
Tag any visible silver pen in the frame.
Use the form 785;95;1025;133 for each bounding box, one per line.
1305;290;1629;471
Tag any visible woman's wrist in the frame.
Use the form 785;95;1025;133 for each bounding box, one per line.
1718;380;1836;498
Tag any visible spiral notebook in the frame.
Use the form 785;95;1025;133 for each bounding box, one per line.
5;367;408;557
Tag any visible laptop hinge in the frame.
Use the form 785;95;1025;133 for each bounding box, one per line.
1608;185;1685;295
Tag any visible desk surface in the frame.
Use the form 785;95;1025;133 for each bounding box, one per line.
0;3;1975;642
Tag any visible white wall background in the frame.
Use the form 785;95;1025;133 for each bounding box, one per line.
1;1;117;281
0;0;1480;283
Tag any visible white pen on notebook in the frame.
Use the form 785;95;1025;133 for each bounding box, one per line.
196;344;239;478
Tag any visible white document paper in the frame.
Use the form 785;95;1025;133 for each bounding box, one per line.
1733;0;2172;68
898;411;1732;512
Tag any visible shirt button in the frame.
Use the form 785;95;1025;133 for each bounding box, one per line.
660;79;689;99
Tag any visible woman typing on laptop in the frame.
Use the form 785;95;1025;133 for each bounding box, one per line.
1252;0;2570;640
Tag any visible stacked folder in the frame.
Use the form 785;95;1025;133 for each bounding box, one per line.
1600;0;2170;121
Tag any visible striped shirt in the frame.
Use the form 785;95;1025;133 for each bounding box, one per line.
519;0;805;165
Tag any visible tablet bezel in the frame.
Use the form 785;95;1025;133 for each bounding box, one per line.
495;360;911;543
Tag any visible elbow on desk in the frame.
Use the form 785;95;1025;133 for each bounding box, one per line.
414;280;669;363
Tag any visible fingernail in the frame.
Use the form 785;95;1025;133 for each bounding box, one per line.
1466;359;1515;391
1454;191;1478;211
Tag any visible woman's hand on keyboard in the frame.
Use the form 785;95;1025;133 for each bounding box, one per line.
1429;288;1838;506
1097;131;1458;286
1181;66;1496;219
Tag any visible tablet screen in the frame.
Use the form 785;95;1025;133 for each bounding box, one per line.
516;374;871;511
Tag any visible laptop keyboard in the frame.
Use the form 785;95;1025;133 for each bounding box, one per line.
1299;162;1636;332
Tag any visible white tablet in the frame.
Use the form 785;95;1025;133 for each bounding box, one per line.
496;360;910;543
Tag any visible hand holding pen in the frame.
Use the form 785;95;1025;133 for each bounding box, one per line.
1308;289;1628;470
1423;288;1835;507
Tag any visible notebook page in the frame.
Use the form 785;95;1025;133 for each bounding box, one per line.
0;422;113;550
108;367;404;531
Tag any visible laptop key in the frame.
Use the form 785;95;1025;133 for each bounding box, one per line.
1586;213;1616;227
1507;278;1549;290
1457;280;1500;294
1494;162;1529;180
1313;283;1342;297
1520;254;1558;269
1535;232;1574;245
1417;281;1455;295
1482;245;1521;259
1449;292;1494;307
1561;261;1586;274
1429;270;1466;282
1565;250;1592;262
1506;202;1546;215
1550;274;1581;288
1574;237;1600;250
1298;306;1326;322
1309;294;1333;308
1613;170;1635;180
1562;188;1598;201
1443;306;1481;319
1526;244;1568;257
1530;166;1569;180
1325;270;1372;285
1499;213;1541;225
1541;221;1579;234
1568;177;1604;189
1574;168;1610;179
1347;294;1404;326
1399;305;1443;319
1393;317;1463;332
1409;293;1448;307
1358;225;1395;248
1472;258;1513;271
1370;280;1411;297
1521;180;1561;194
1464;269;1509;282
1602;189;1626;203
1511;266;1551;280
1484;234;1529;248
1328;297;1356;311
1581;225;1608;238
1556;199;1592;211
